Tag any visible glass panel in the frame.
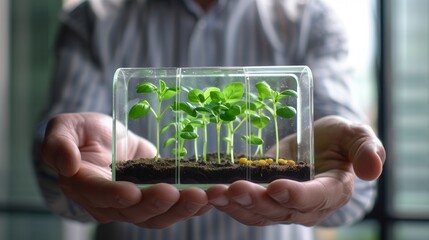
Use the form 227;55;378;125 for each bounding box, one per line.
113;66;314;190
393;222;429;240
390;0;429;216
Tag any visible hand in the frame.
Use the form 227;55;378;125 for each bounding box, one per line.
206;115;385;226
42;112;211;228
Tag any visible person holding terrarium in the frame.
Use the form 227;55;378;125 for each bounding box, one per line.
33;0;386;239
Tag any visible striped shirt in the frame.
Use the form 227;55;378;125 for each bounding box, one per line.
33;0;377;239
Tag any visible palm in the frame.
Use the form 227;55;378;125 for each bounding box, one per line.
206;116;385;226
43;112;210;227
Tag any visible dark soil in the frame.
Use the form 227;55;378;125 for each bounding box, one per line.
114;153;311;185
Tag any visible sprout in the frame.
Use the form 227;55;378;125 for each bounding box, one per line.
255;81;297;163
129;80;177;161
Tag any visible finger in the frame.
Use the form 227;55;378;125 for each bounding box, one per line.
208;182;285;226
60;164;142;209
351;134;386;180
225;181;291;225
344;124;386;180
194;204;213;216
267;172;354;212
207;184;229;207
110;183;181;224
42;115;81;177
77;183;181;224
137;187;208;229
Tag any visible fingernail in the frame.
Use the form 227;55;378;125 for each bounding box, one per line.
270;190;290;204
233;193;252;207
210;196;229;206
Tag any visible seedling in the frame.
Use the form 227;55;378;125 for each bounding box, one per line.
169;102;201;160
241;94;270;157
198;82;245;163
255;81;298;162
128;80;297;164
128;80;177;161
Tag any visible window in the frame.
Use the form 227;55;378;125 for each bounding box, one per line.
379;0;429;239
317;0;429;239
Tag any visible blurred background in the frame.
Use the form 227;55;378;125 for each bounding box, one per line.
0;0;428;239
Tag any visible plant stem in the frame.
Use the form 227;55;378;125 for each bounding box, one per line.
194;137;199;161
274;116;279;163
226;124;231;155
203;123;207;161
257;128;263;157
155;99;163;161
229;122;234;163
155;117;160;161
232;117;247;133
216;123;222;164
272;102;279;163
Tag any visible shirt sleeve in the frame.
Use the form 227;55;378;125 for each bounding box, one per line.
300;0;378;227
32;2;109;222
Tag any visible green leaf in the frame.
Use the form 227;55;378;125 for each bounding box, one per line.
189;119;205;127
250;114;270;128
129;101;151;119
241;133;264;145
252;100;266;110
188;89;204;103
223;82;244;101
209;91;224;103
280;89;298;97
204;87;221;102
212;103;228;112
276;106;297;119
161;122;176;134
163;138;176;148
179;102;197;117
195;106;211;113
182;124;194;132
255;81;272;100
161;88;177;101
136;82;157;93
172;147;187;157
198;94;206;103
233;100;247;112
159;79;167;92
180;131;198;139
226;104;242;116
220;112;236;122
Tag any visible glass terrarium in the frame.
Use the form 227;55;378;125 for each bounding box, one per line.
112;66;314;190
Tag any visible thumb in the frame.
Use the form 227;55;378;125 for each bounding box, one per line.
42;115;81;177
352;137;386;181
345;124;386;181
